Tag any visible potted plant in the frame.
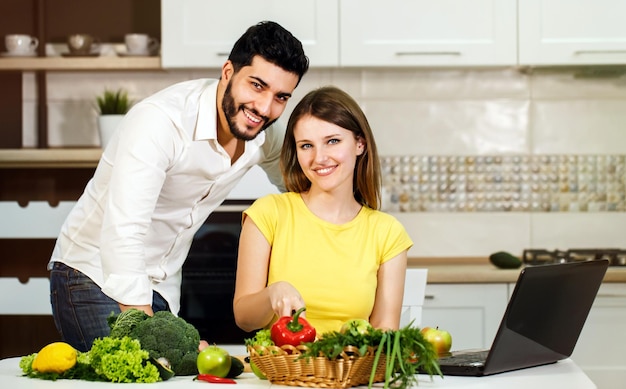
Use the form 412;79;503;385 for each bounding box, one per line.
96;88;133;148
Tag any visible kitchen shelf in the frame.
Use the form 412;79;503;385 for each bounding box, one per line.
0;56;161;71
0;148;101;168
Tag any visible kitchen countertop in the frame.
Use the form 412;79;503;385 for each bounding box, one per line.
408;257;626;283
0;357;596;388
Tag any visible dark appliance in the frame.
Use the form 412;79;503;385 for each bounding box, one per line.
522;248;626;267
179;200;255;344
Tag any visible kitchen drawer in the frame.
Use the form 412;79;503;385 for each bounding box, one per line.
0;277;51;315
0;201;74;238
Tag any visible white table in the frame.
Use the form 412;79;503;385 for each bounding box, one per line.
0;357;596;388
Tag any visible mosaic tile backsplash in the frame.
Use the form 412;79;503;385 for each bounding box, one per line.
381;155;626;213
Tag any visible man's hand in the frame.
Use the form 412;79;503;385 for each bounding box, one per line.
119;304;154;316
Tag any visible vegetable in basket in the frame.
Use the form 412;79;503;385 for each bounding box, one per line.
301;323;442;389
246;321;441;389
270;307;316;347
244;328;274;379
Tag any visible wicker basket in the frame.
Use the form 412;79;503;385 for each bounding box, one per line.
248;344;387;388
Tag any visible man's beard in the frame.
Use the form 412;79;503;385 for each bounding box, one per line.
222;82;277;141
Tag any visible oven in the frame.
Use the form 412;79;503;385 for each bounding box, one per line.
178;200;254;344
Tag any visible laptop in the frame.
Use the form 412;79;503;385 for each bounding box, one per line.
435;259;609;376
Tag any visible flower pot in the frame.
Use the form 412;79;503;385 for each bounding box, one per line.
97;114;124;148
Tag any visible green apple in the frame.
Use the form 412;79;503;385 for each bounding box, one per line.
340;319;372;336
197;345;231;378
249;360;267;380
421;326;452;355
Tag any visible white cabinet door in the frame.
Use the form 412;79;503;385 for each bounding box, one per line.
421;284;508;350
161;0;338;68
571;283;626;389
519;0;626;65
339;0;517;67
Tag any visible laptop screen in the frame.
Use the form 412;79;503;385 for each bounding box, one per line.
483;260;608;375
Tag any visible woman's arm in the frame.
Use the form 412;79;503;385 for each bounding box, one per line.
369;251;408;330
233;216;304;332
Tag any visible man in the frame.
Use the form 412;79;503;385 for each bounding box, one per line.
48;21;309;352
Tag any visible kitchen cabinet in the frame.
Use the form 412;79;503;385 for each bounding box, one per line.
161;0;338;68
570;283;626;389
339;0;517;67
421;283;508;350
519;0;626;65
0;163;93;358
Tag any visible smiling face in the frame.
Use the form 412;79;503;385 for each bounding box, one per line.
220;56;299;141
294;115;365;194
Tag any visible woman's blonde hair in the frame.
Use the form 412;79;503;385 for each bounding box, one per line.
280;86;381;210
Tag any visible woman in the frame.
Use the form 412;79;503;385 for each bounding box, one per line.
233;86;412;336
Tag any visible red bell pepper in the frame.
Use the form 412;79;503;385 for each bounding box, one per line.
271;307;316;347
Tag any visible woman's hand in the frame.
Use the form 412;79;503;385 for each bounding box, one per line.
267;281;306;318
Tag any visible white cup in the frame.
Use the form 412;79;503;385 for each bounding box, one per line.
124;33;159;55
5;34;38;54
67;34;100;55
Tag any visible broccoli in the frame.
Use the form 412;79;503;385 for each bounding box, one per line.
128;311;201;376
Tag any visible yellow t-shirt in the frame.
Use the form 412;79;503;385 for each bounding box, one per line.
243;192;413;336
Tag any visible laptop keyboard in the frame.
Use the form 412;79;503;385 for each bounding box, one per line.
439;350;490;366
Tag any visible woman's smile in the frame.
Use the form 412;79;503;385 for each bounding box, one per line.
313;165;337;176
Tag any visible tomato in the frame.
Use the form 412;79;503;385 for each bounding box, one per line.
197;346;232;378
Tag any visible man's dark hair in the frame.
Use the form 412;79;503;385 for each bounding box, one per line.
228;21;309;85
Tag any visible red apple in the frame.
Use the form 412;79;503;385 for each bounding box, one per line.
421;326;452;355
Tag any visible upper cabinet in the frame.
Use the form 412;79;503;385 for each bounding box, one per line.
161;0;338;68
339;0;517;67
160;0;626;68
519;0;626;65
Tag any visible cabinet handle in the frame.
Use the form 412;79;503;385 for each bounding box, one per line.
216;52;230;57
395;51;461;56
424;295;435;300
574;50;626;55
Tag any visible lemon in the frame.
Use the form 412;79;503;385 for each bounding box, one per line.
32;342;77;374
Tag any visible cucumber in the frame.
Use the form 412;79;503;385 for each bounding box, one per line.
226;356;244;378
489;251;522;269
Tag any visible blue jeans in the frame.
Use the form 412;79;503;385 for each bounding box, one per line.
49;262;169;352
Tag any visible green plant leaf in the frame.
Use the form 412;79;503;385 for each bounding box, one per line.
96;88;132;115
